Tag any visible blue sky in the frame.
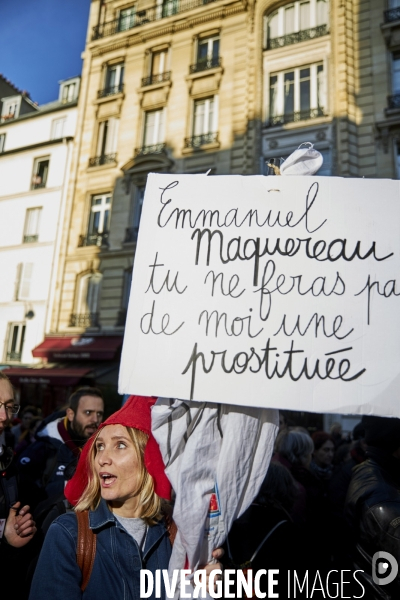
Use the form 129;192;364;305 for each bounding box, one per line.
0;0;92;105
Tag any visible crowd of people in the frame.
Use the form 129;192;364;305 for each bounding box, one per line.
1;369;400;599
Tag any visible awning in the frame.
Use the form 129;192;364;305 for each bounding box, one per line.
5;367;94;386
32;335;123;361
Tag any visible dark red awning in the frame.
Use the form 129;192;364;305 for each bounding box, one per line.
32;336;123;361
5;367;93;386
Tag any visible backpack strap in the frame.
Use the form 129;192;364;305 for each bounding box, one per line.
162;504;177;546
76;510;97;592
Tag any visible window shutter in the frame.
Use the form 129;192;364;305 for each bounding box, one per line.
18;263;34;300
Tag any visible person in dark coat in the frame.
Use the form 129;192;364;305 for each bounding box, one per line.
17;387;104;508
346;415;400;599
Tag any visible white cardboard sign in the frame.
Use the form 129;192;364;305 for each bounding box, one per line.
119;174;400;417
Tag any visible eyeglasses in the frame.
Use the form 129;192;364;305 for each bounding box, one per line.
0;401;20;417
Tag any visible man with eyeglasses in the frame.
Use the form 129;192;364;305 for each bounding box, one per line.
0;372;36;562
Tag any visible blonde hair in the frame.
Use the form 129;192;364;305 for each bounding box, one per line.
75;426;162;525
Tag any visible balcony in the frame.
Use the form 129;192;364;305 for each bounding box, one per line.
97;83;124;98
92;0;218;40
23;234;38;243
78;232;109;247
189;56;221;74
6;351;22;361
384;7;400;23
141;72;171;87
134;143;166;156
266;24;329;50
124;227;139;243
88;153;117;167
184;132;218;148
69;313;99;328
267;108;326;127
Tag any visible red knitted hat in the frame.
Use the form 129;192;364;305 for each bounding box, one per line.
64;395;171;505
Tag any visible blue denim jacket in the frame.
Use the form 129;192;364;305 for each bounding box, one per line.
29;499;172;600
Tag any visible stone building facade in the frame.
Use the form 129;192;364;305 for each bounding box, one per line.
48;0;400;400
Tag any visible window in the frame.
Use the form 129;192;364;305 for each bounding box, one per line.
143;109;165;147
71;273;102;327
268;63;326;125
122;268;133;310
17;263;34;300
162;0;179;17
193;97;218;136
6;323;26;362
61;82;76;103
265;0;329;48
196;36;220;70
393;54;400;94
31;157;49;189
23;208;42;243
151;50;168;76
51;117;66;139
103;63;124;95
0;133;5;153
1;96;20;122
95;118;119;159
118;6;136;31
87;193;111;244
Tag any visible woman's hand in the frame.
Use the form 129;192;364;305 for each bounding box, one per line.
4;502;37;548
201;548;224;595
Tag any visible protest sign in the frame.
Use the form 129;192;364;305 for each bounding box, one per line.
119;174;400;417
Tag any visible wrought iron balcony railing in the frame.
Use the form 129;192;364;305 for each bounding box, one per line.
78;232;109;247
23;234;38;243
88;153;117;167
189;56;221;73
134;143;166;156
97;83;124;98
141;71;171;87
92;0;218;39
266;24;329;50
69;313;99;328
267;108;326;126
184;132;218;148
124;227;139;243
387;94;400;110
384;7;400;23
6;351;22;361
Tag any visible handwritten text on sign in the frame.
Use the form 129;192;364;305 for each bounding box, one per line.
119;174;400;417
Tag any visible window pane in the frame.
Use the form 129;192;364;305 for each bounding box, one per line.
285;6;295;34
152;52;162;75
194;100;205;135
284;72;295;115
300;2;310;30
144;112;156;145
269;75;279;117
198;40;209;61
316;0;329;25
0;134;5;152
119;7;136;30
212;39;220;58
207;98;215;133
317;64;325;109
268;11;279;40
393;56;400;93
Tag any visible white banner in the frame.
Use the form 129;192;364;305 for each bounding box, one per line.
119;174;400;417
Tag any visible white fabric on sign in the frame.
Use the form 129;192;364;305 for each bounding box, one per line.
152;398;278;579
280;142;323;176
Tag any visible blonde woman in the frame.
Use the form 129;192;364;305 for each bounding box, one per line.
29;396;222;600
